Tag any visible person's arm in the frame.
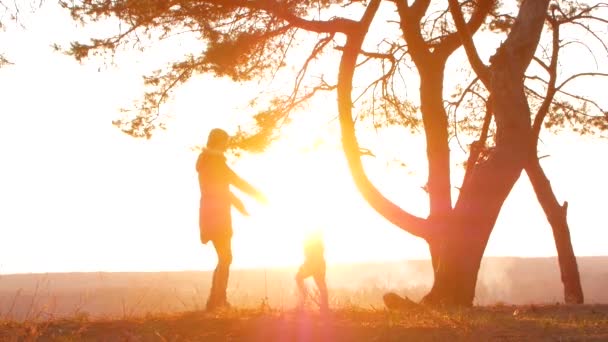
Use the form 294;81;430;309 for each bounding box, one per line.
230;192;249;216
226;166;268;203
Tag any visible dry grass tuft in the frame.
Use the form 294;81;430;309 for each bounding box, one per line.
0;304;607;341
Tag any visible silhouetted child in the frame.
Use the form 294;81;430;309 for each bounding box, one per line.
295;229;328;312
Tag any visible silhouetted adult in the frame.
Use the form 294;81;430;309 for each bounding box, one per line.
196;128;266;311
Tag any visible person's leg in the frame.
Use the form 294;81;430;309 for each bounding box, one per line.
313;264;328;312
206;242;220;310
207;237;233;310
295;263;312;308
214;237;233;307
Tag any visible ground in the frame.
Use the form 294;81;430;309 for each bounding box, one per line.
1;304;607;341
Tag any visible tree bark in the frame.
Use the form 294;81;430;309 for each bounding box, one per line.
419;66;452;274
419;66;452;218
397;0;496;274
525;16;584;304
420;0;550;306
526;159;584;304
423;139;525;306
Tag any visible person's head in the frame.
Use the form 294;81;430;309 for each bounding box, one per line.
206;128;230;152
304;227;324;242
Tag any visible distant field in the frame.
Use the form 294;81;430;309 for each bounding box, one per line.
0;257;606;321
1;304;607;341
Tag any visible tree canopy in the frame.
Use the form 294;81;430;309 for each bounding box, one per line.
63;1;607;145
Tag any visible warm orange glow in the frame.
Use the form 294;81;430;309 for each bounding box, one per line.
232;145;360;268
1;2;607;276
223;132;438;271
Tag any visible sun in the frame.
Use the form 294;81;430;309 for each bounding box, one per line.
230;144;358;268
226;129;433;270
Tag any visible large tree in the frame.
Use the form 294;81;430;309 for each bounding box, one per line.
63;0;607;306
445;0;607;304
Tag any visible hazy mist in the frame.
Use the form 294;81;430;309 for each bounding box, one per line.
1;257;606;321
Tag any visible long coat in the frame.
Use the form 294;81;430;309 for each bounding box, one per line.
196;148;258;244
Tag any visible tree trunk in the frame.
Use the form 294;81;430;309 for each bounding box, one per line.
421;0;550;306
419;66;452;274
526;159;584;304
422;140;525;306
422;232;487;306
419;66;452;219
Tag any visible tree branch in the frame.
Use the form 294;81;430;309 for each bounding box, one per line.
532;15;559;144
338;0;432;240
447;0;490;85
556;72;608;92
435;0;495;61
215;0;359;34
460;95;493;190
395;0;432;62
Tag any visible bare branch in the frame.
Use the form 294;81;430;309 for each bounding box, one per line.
570;21;608;55
447;0;490;85
338;0;432;239
215;0;359;34
435;0;495;57
447;77;480;109
460;96;493;189
532;15;559;143
532;56;550;73
555;89;608;117
289;33;335;106
448;77;481;153
556;72;608;92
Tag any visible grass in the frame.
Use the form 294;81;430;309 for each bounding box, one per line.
1;304;606;341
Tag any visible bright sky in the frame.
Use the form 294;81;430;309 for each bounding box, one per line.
0;2;606;274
